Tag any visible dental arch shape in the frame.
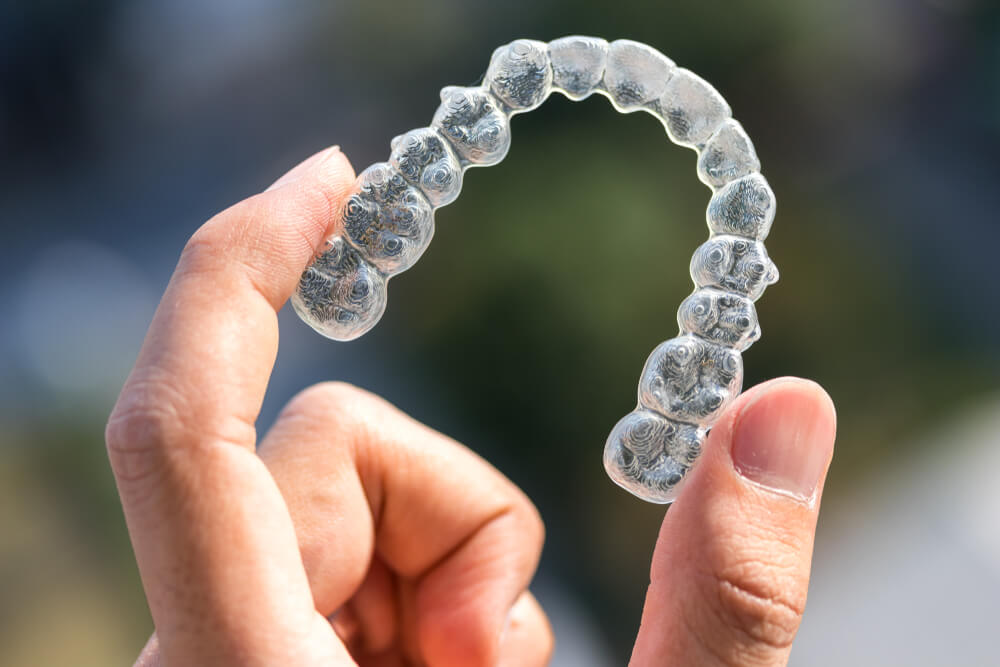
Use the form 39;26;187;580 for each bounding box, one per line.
292;37;778;504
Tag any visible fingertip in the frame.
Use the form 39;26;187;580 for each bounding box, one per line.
267;145;350;191
286;146;356;256
732;376;838;449
498;592;554;667
418;593;505;667
416;509;542;667
135;633;162;667
728;376;832;419
309;145;356;192
752;376;836;418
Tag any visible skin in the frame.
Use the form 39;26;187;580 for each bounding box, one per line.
106;146;836;666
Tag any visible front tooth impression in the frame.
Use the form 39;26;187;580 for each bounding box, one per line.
656;68;732;148
707;173;776;240
697;119;760;188
601;39;675;111
548;35;608;100
486;39;553;112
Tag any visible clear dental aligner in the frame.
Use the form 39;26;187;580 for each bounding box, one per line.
291;37;778;504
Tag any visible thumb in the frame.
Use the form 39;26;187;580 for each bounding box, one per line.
630;378;836;667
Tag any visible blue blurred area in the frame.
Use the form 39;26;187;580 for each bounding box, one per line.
1;1;998;664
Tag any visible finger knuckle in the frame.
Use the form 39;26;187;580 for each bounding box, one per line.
286;381;376;422
180;206;276;282
106;377;254;489
299;380;366;405
277;382;400;457
704;560;806;654
105;387;187;487
180;220;231;274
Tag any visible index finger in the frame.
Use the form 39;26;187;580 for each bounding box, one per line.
106;147;357;665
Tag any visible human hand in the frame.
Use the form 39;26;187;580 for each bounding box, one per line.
107;146;835;666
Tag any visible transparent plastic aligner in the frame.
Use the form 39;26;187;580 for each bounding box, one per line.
548;36;608;100
603;408;706;503
291;236;387;341
707;173;776;240
341;163;434;275
637;335;744;425
678;288;760;351
690;235;778;301
656;68;732;148
697;119;760;188
389;127;464;207
601;39;675;112
432;86;512;166
486;39;553;112
290;37;778;504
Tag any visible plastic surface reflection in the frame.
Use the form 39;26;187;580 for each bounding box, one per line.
291;36;778;503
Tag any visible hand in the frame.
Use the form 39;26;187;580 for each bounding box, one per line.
107;146;836;666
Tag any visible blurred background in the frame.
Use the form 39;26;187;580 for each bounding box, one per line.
2;1;999;664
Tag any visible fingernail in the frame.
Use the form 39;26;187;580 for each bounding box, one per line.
731;380;834;501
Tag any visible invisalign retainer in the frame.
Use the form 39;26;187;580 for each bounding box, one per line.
291;37;778;504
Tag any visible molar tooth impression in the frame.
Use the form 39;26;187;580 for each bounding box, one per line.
637;335;744;425
690;235;778;300
678;288;760;351
341;163;434;275
291;236;387;342
603;409;706;503
389;127;464;207
292;37;777;504
432;86;511;166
